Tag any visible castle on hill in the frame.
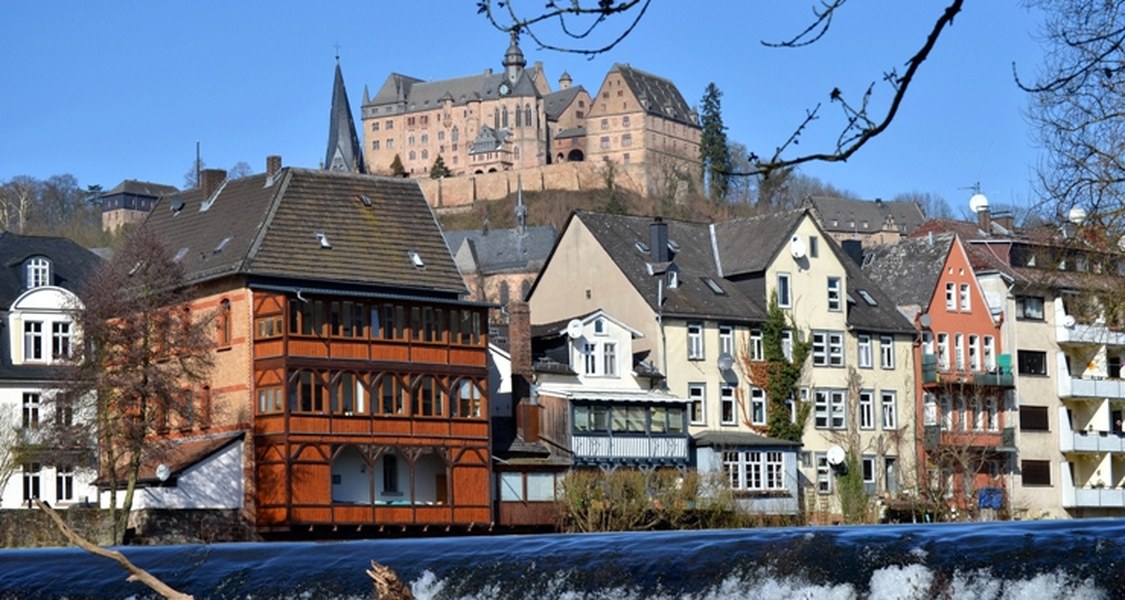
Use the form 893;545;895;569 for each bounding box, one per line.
359;33;703;207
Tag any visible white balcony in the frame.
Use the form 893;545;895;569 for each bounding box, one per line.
571;435;689;463
1057;322;1125;347
1059;409;1125;453
1059;375;1125;400
1060;459;1125;508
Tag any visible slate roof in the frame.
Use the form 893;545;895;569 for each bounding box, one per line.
101;180;178;198
369;68;539;111
548;209;914;333
693;430;801;448
543;86;586;121
444;225;557;274
806;196;926;236
611;64;697;128
862;233;956;310
0;233;103;307
143;168;466;296
324;62;367;174
102;430;245;486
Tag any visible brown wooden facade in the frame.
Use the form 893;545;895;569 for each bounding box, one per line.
249;289;491;531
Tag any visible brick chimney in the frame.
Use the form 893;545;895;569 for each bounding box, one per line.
266;155;282;177
200;168;227;196
993;211;1014;231
977;206;992;233
507;300;540;442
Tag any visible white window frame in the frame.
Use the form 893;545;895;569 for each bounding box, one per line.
881;390;898;429
816;453;832;494
937;333;950;370
602;342;617;377
781;330;793;361
720;384;737;425
52;321;72;360
750;386;766;425
954;333;964;371
687;323;704;360
940;395;953;430
22;392;40;430
959;283;971;311
857;335;873;369
972;397;984;431
968;335;981;371
859;390;875;430
812;331;827;366
986;397;999;431
719;324;734;357
688;383;706;425
879;335;894;369
750;329;763;361
828;332;845;367
27;257;50;289
983;336;996;371
24;321;44;362
945;282;956;310
827;277;841;311
583;342;597;375
814;389;846;429
923;393;937;426
777;272;792;308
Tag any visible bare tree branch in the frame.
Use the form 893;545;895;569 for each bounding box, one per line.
34;499;193;600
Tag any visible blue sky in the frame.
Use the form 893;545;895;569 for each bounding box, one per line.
0;2;1043;212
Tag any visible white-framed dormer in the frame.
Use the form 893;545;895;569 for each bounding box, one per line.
8;286;82;365
568;310;645;387
24;256;51;289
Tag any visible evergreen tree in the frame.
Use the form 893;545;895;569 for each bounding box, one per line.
700;82;732;202
429;155;452;179
390;154;406;177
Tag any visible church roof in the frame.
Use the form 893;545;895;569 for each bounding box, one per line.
324;62;367;174
543;86;586;121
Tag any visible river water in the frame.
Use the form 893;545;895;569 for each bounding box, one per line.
0;518;1121;599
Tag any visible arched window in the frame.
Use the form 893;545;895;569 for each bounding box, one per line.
26;257;50;289
524;104;532;127
413;375;444;416
501;106;509;128
499;281;510;306
520;280;530;301
493;110;499;130
290;369;326;413
375;373;405;415
455;379;484;417
515;106;522;128
451;127;459;143
332;371;367;415
217;299;232;347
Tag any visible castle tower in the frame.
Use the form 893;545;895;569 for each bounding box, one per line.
325;60;367;174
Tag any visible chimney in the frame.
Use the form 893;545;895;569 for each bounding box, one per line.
200;168;227;197
266;155;282;177
841;239;864;266
993;211;1014;231
507;300;539;442
978;205;992;232
650;217;669;263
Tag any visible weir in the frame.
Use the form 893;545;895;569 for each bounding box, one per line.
0;518;1121;599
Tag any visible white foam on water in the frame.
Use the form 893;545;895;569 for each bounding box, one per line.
868;564;934;600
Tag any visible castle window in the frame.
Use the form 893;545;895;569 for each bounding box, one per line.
217;299;232;347
26;257;50;289
600;118;608;130
372;141;380;150
385;120;393;129
524;105;532;126
371;122;380;131
622;116;630;127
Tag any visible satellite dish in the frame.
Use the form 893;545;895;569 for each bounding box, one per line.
1063;314;1076;328
566;319;584;339
1068;206;1088;225
790;235;807;259
969;193;989;214
826;445;846;467
169;195;185;213
155;464;171;482
919;313;932;328
717;352;734;372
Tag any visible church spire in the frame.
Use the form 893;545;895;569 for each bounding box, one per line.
503;30;526;85
324;59;367;174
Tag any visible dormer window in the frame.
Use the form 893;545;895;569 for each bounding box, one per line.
593;318;606;335
26;257;50;289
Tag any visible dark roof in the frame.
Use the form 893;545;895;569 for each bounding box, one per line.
611;64;697;128
369;68;539;111
102;180;178;198
549;209;913;333
101;431;245;486
572;211;767;322
806;196;926;236
543;86;586;121
862;233;956;310
143;168;466;296
0;233;103;307
325;62;367;174
554;127;587;139
693;430;801;448
445;225;557;274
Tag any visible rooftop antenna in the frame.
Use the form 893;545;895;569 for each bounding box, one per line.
195;140;201;189
334;41;341;63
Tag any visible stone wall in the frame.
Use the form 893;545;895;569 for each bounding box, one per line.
0;508;257;548
418;161;654;209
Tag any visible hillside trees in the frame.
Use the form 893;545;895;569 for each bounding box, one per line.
0;174;108;246
52;227;214;543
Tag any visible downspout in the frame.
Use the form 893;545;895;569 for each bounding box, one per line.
657;279;667;388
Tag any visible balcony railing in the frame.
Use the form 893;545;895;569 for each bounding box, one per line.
1056;322;1125;347
1058;408;1125;453
1060;376;1125;400
922;425;1014;451
571;434;690;464
921;354;1013;387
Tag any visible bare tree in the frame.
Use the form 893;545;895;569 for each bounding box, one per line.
0;405;24;500
53;227;214;543
895;190;952;219
479;0;966;178
1019;0;1125;230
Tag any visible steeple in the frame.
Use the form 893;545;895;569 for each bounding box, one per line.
503;31;526;85
324;59;367;174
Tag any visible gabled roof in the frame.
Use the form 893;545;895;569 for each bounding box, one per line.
862;232;956;310
143;168;466;296
805;196;926;236
444;225;557;274
713;209;806;277
610;64;697;128
0;232;103;307
101;431;245;487
543;86;586;121
568;211;767;322
369;69;539;110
